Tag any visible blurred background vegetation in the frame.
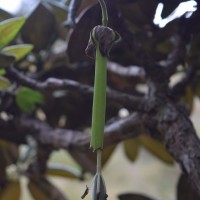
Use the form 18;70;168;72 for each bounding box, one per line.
0;0;199;200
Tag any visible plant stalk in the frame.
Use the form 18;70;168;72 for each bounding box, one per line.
90;45;107;150
98;0;108;26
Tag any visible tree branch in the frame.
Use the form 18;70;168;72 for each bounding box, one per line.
171;65;197;100
107;62;145;80
144;100;200;196
0;113;142;150
6;66;145;111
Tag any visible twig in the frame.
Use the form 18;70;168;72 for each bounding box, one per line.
0;113;142;149
64;0;82;27
6;66;145;111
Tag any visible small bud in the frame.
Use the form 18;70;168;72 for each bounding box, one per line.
85;25;121;59
92;173;108;200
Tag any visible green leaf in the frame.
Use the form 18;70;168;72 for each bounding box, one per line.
28;180;49;200
0;69;6;76
16;87;44;113
0;76;11;89
0;181;21;200
2;44;33;61
138;135;174;164
102;144;116;165
123;139;140;162
0;17;26;49
0;9;12;21
21;3;56;52
139;135;174;164
0;52;15;68
46;163;82;179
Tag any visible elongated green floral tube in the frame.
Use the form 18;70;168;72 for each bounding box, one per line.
90;44;107;150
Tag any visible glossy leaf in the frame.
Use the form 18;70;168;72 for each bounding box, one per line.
0;69;6;75
180;86;194;114
0;17;26;50
0;76;11;89
69;144;116;174
118;193;154;200
0;9;12;21
102;144;116;165
78;0;98;13
0;52;15;68
188;33;200;65
156;39;173;57
28;178;66;200
67;4;101;62
0;181;21;200
177;174;199;200
28;180;49;200
50;2;68;39
139;135;174;164
123;138;140;162
191;72;200;98
46;163;82;179
0;149;7;183
16;87;44;113
137;0;157;23
21;2;56;52
0;140;19;164
119;0;156;26
2;44;33;61
69;149;96;174
89;145;116;169
118;0;138;3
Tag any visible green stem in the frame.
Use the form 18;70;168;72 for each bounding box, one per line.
90;45;107;150
98;0;108;26
96;150;102;194
96;150;102;174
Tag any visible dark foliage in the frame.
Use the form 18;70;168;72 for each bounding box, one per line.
0;0;200;199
